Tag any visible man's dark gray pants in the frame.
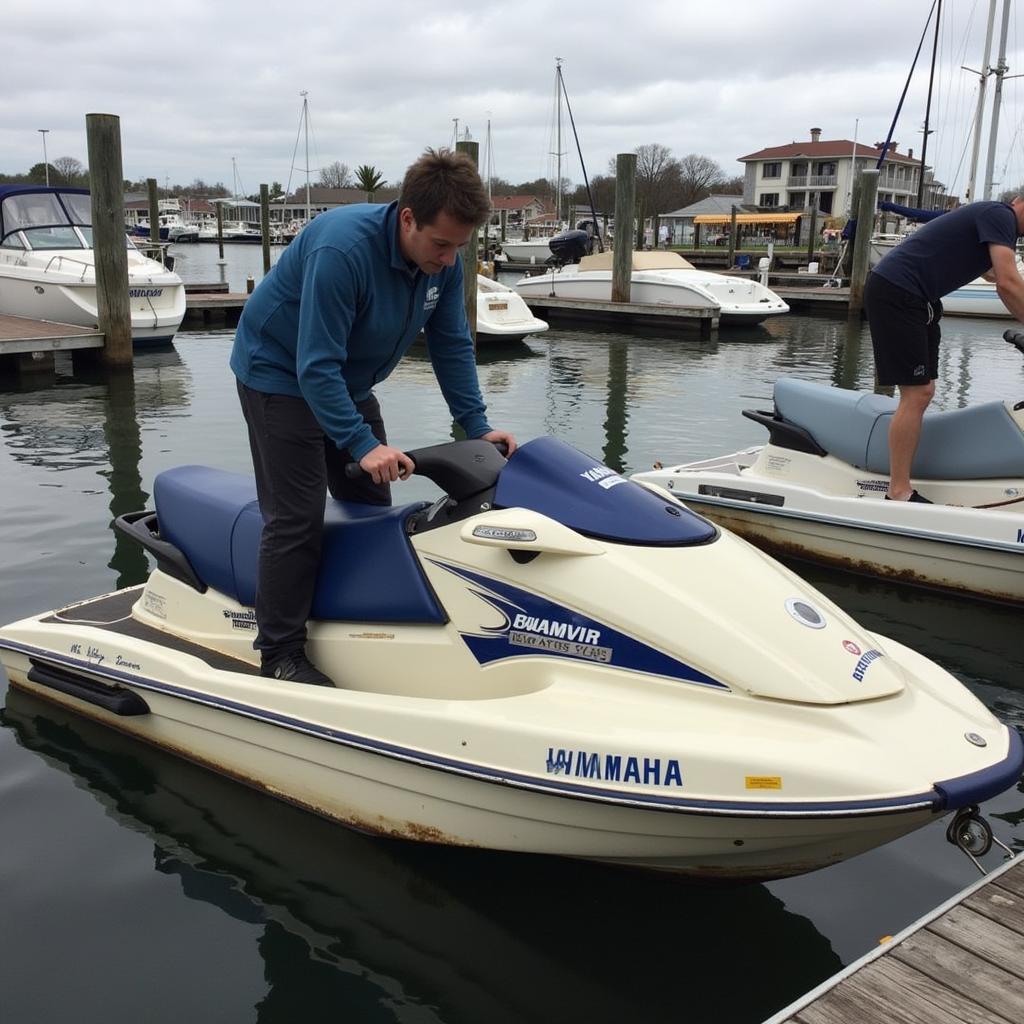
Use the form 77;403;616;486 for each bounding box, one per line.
236;380;389;662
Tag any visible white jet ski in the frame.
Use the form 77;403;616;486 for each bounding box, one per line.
633;331;1024;605
1;437;1019;880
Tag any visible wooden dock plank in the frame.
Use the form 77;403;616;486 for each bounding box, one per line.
867;957;1011;1024
891;929;1024;1021
963;885;1024;938
0;314;104;355
792;958;972;1024
928;904;1024;979
768;861;1024;1024
991;865;1024;899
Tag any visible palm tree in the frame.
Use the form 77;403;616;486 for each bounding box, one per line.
355;164;386;203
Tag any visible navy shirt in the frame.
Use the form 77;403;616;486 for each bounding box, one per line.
873;201;1019;302
231;202;490;460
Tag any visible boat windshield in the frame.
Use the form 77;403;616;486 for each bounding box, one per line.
0;190;92;249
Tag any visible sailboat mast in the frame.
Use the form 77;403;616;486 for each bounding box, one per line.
555;58;563;227
966;0;997;201
983;0;1012;200
301;91;311;225
915;0;942;209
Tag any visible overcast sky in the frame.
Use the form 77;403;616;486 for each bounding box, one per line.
6;0;1024;199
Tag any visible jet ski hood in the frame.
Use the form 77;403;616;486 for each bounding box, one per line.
496;437;716;545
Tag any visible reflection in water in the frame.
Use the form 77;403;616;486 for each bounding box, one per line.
832;316;864;391
101;370;149;587
602;341;629;471
3;689;841;1024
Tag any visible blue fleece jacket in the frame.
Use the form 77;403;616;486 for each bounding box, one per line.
230;201;491;460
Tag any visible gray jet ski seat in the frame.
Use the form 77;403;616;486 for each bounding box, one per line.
773;378;1024;479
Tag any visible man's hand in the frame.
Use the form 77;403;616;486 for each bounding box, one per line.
481;429;517;455
359;444;416;484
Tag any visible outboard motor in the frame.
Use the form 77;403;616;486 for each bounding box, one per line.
547;229;593;265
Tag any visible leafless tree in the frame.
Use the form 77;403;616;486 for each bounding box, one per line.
319;161;352;188
52;156;85;185
677;153;727;208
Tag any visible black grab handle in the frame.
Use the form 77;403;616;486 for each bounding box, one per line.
1003;329;1024;354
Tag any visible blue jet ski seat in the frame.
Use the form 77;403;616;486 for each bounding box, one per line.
773;378;1024;480
153;466;444;623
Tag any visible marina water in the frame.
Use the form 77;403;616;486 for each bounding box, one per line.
1;244;1022;1023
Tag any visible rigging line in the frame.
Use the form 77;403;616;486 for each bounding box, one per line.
557;63;604;253
283;99;305;203
916;0;942;208
876;0;939;169
936;0;976;180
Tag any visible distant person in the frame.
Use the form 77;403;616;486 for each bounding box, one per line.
658;223;670;248
231;148;516;686
865;196;1024;502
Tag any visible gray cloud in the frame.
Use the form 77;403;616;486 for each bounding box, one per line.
5;0;1023;198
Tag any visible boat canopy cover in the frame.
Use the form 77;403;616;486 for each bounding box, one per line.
878;200;946;223
577;251;696;272
495;437;716;545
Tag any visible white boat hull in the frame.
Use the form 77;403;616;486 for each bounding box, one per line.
514;257;789;325
500;240;555;263
0;603;946;879
634;448;1024;603
475;275;548;341
3;439;1018;880
0;250;186;346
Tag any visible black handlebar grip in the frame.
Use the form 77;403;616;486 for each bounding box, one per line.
344;462;366;479
1004;329;1024;353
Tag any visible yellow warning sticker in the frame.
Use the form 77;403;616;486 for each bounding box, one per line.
745;776;783;790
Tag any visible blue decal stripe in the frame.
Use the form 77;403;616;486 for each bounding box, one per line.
428;559;729;690
0;637;962;819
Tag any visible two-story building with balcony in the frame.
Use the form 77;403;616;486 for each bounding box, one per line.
738;128;940;218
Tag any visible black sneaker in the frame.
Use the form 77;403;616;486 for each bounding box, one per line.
885;490;933;504
260;651;335;687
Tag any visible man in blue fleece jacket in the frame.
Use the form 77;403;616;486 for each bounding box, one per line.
231;148;516;686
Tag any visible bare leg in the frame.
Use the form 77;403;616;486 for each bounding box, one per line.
887;382;935;500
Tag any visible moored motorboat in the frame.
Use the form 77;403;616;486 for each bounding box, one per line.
514;250;790;326
1;436;1019;880
476;275;548;342
0;185;186;347
633;353;1024;603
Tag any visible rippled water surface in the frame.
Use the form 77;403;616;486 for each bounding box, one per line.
1;244;1022;1023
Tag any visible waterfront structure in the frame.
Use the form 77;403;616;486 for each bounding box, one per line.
738;127;948;218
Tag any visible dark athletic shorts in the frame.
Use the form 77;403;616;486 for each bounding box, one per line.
865;272;941;386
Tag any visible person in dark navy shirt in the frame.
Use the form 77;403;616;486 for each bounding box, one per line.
866;197;1024;502
231;149;516;686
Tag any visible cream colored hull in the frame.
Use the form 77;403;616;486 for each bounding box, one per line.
634;448;1024;603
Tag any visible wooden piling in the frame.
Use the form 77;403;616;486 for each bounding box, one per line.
86;113;132;366
500;208;507;242
147;178;160;256
728;205;737;268
260;184;271;274
216;202;224;261
612;153;636;303
456;139;479;345
807;205;819;263
849;169;879;315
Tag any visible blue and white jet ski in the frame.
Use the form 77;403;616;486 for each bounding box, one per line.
635;333;1024;605
1;436;1019;879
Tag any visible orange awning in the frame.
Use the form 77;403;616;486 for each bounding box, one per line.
693;212;802;225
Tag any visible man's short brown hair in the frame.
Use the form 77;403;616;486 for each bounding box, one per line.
399;148;491;228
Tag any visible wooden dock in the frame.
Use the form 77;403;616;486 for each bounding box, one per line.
519;295;719;338
0;314;104;374
765;855;1024;1024
182;291;248;326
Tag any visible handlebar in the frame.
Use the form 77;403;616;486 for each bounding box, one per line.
343;439;510;483
1004;329;1024;355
